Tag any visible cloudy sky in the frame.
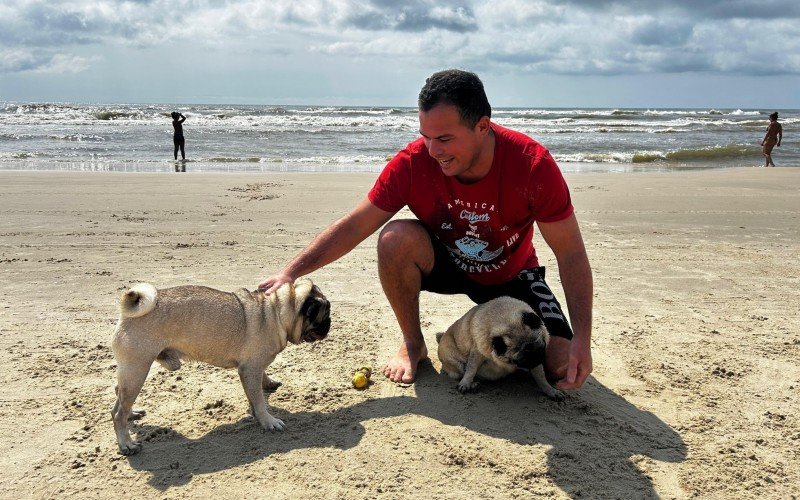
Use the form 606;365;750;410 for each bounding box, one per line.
1;0;799;108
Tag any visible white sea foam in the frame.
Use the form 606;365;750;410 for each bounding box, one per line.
0;103;796;171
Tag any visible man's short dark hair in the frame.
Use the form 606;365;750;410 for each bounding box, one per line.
418;69;491;128
770;111;779;120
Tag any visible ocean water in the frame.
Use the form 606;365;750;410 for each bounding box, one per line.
0;103;796;173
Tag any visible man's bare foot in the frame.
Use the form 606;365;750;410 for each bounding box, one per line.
384;341;428;383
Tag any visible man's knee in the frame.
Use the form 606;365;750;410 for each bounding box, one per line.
377;220;433;270
378;220;425;254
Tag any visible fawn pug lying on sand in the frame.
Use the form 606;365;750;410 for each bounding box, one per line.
111;278;331;455
436;296;563;400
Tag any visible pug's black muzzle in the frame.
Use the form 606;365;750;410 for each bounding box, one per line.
302;316;330;342
514;340;546;369
300;296;331;342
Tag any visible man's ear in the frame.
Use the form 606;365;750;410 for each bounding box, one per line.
476;116;491;136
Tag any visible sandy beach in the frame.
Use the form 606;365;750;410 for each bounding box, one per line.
0;167;798;499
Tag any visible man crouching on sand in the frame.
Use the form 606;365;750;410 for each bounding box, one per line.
258;69;593;391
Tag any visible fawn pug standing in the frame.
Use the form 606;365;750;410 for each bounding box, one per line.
111;278;330;455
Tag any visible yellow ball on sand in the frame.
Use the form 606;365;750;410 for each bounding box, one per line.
352;372;368;389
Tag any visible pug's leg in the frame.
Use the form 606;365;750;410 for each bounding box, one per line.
111;394;146;421
239;364;286;431
458;351;485;393
436;332;465;379
111;397;145;422
112;360;152;455
127;409;147;421
262;373;282;392
532;365;565;401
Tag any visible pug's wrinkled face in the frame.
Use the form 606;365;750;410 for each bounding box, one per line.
299;285;331;343
490;311;548;369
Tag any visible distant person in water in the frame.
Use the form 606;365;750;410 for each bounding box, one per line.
171;112;186;161
761;112;782;167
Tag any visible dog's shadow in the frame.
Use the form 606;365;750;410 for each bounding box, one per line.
128;362;686;497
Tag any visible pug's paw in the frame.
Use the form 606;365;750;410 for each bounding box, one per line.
118;440;142;456
457;380;479;393
543;387;566;401
261;415;286;432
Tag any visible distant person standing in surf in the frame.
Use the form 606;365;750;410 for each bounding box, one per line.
171;111;186;163
761;112;782;167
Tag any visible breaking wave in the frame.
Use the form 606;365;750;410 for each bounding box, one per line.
632;144;759;163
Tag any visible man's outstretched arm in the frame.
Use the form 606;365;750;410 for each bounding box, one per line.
258;198;394;293
537;213;593;390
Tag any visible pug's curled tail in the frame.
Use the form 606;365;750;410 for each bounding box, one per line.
120;283;157;318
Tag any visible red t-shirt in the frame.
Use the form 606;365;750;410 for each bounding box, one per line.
368;123;573;285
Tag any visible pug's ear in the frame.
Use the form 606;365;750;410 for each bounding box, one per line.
300;296;322;320
522;311;543;330
491;336;508;356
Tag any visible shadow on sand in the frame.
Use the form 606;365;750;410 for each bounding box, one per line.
127;362;685;497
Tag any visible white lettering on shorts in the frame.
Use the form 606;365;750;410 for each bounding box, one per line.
530;280;564;320
538;301;564;320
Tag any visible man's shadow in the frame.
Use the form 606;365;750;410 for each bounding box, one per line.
128;362;685;497
412;362;686;497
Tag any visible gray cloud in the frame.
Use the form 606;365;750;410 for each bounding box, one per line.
1;1;169;47
1;0;799;78
341;1;477;33
0;50;47;73
555;0;800;19
0;49;94;73
468;1;800;76
631;20;694;47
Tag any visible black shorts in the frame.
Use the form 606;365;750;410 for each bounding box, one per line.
421;233;574;340
173;135;185;146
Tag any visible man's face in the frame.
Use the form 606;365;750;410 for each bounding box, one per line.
419;104;488;179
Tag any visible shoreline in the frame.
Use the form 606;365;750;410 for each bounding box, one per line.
1;166;798;498
0;161;796;175
0;158;800;175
